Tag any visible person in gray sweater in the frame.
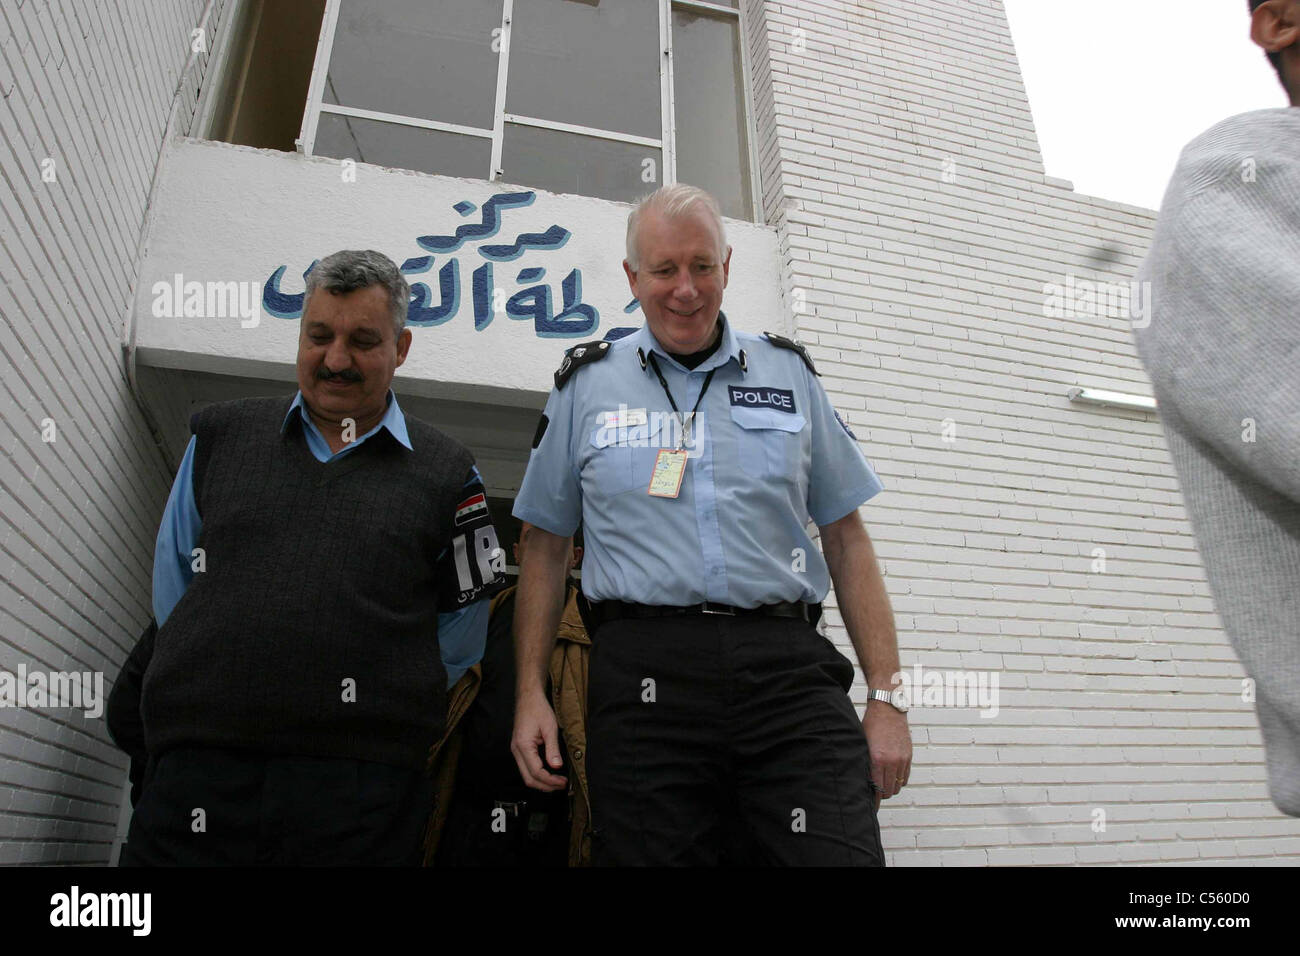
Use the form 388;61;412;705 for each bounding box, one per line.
1132;0;1300;816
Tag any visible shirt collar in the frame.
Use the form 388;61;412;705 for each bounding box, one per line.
282;388;413;450
634;311;743;374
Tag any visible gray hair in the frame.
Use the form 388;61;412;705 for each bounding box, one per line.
303;249;410;337
625;184;728;271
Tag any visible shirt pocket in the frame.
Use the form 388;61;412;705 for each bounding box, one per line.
728;406;806;479
587;421;666;495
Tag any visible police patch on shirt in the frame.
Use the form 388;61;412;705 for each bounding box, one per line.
834;409;858;439
728;385;797;413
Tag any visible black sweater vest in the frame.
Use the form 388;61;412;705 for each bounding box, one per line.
141;396;476;770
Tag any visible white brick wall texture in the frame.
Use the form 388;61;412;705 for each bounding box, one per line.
746;0;1300;864
0;0;226;864
4;0;1298;868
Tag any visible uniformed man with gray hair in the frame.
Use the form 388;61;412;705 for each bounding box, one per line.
510;185;912;865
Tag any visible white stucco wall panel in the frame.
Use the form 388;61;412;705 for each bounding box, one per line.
133;139;785;405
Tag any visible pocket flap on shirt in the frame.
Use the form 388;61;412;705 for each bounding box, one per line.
728;406;806;433
589;418;668;449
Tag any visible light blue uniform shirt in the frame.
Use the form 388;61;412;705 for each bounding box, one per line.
152;389;490;687
513;315;884;607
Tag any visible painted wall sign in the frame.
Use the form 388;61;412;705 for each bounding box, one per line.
134;139;786;400
263;191;622;338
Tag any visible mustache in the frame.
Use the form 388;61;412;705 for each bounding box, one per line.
316;367;363;383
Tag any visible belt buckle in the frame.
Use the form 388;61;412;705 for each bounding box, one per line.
700;602;735;616
494;800;526;818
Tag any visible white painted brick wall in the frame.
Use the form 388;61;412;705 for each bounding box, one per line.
6;0;1294;869
0;0;225;865
746;0;1300;864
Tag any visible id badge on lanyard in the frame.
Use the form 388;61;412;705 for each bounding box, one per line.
648;447;689;498
645;353;715;500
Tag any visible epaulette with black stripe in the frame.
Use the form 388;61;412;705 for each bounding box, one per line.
762;331;819;376
554;339;612;389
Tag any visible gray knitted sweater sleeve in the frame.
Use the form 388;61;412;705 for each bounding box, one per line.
1135;107;1300;502
1133;107;1300;816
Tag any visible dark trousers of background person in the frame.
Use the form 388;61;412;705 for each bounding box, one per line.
586;614;886;866
434;784;570;867
119;748;433;866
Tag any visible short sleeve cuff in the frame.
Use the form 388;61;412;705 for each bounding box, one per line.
810;475;884;528
511;502;580;539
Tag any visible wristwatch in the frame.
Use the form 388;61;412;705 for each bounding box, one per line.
868;687;909;713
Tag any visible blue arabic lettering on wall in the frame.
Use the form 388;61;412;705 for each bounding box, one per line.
262;191;618;339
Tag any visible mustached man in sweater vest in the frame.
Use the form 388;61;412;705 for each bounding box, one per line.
1133;2;1300;817
116;250;506;865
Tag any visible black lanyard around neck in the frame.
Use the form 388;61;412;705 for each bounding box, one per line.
646;352;716;451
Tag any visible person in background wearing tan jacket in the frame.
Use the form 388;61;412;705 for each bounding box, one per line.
424;526;591;865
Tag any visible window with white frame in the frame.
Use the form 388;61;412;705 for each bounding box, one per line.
299;0;759;220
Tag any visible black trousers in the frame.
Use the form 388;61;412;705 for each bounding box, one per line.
119;748;433;866
587;614;886;866
434;788;570;867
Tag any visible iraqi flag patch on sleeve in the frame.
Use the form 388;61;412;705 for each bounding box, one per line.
454;492;489;526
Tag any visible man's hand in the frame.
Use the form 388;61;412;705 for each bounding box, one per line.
819;509;913;812
863;700;911;811
512;522;571;792
511;689;567;792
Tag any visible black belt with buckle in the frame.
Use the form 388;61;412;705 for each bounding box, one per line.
590;600;821;626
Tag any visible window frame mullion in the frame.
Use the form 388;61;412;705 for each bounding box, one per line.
661;0;677;187
297;0;343;156
317;103;494;140
504;113;662;149
735;0;763;222
490;0;514;181
675;0;739;15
